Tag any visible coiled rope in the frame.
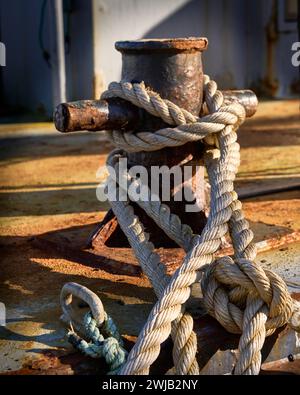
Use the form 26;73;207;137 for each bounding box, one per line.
61;75;300;375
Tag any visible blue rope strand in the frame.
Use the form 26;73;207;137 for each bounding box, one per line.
67;311;127;374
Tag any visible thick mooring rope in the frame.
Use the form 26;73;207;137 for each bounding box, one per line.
61;75;300;375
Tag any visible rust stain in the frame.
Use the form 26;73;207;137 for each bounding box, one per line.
1;350;105;375
33;229;300;278
163;230;300;276
261;359;300;375
115;37;209;53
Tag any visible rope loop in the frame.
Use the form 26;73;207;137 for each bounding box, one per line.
202;257;295;332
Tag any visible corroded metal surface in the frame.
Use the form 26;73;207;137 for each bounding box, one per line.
92;38;209;247
54;91;258;133
115;37;209;53
222;89;258;118
54;98;139;133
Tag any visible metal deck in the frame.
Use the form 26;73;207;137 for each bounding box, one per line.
0;99;299;374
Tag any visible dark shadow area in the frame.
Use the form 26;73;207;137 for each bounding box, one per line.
238;168;300;178
0;182;97;191
0;113;52;125
0;224;150;293
236;177;300;201
244;189;300;203
0;133;113;163
245;114;300;127
0;188;109;217
239;116;300;148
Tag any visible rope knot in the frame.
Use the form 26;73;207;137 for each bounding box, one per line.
103;337;127;374
202;256;295;336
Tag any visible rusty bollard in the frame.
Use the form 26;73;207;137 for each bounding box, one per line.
53;39;300;375
54;38;258;267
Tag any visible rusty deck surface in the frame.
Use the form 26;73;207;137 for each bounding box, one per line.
0;99;299;374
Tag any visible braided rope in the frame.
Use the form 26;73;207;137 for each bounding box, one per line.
67;311;127;374
117;125;245;375
201;256;296;374
61;75;300;375
107;178;199;374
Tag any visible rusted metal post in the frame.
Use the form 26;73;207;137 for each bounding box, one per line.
53;37;259;255
91;38;209;248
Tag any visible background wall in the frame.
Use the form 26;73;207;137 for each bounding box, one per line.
0;0;53;118
0;0;93;118
0;0;298;119
92;0;299;97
